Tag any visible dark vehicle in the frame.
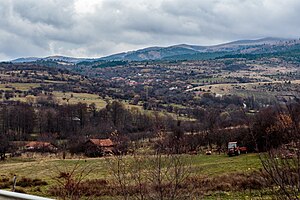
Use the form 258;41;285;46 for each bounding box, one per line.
227;142;247;156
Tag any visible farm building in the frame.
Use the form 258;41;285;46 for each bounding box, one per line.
25;141;57;152
83;139;114;157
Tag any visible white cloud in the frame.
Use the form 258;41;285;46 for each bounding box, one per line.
0;0;300;60
74;0;102;15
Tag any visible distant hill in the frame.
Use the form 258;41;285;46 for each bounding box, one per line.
100;37;298;61
12;57;40;63
214;37;289;47
9;37;300;63
11;55;95;64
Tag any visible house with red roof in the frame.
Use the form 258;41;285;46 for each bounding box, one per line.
25;141;57;152
83;139;114;157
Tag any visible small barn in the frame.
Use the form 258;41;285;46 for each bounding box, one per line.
83;139;114;157
25;141;57;152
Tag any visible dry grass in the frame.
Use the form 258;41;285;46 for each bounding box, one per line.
0;83;40;91
52;91;107;108
0;154;262;198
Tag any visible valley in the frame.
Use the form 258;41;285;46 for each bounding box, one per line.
1;37;300;199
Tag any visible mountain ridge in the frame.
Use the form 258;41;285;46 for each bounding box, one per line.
10;37;298;63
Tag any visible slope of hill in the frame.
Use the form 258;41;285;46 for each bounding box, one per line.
100;37;298;61
9;37;299;63
11;56;95;64
12;57;40;63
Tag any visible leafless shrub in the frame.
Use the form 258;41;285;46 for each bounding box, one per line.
105;154;132;200
17;177;48;187
0;176;10;189
183;170;269;197
260;147;300;200
74;179;114;197
106;152;193;200
49;160;95;200
130;155;148;200
147;153;193;200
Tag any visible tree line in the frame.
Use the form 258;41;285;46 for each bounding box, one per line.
1;99;300;159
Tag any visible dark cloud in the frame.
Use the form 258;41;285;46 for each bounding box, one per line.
12;0;75;28
0;0;300;60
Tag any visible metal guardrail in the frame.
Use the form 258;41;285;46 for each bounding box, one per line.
0;190;54;200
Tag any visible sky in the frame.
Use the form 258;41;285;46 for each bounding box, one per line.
0;0;300;60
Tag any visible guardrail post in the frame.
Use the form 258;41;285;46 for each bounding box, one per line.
12;175;17;192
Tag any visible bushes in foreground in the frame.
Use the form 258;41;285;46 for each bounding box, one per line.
49;170;272;199
0;175;48;192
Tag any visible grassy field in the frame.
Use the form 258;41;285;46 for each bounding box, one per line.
52;91;107;108
189;79;300;95
0;87;144;110
0;154;261;178
190;77;238;85
0;153;262;199
0;83;40;91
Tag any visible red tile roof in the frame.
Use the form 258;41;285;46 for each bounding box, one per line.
89;139;114;147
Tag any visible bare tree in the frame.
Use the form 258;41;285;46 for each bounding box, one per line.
50;160;95;200
130;154;148;200
259;103;300;199
148;153;192;200
106;154;131;200
0;133;9;161
107;150;193;200
147;153;166;200
260;148;300;200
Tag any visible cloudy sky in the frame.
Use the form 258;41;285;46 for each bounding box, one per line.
0;0;300;60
